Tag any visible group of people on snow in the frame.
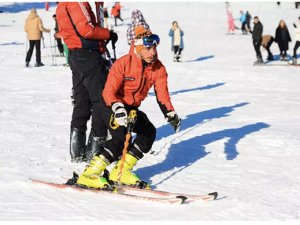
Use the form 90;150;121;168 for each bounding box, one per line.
251;16;300;65
225;3;300;65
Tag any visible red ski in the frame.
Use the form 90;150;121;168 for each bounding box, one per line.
30;178;186;205
29;178;217;205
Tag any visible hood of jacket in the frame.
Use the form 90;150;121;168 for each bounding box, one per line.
131;9;146;24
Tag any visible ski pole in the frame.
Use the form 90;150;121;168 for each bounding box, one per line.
42;34;45;48
117;110;137;183
112;41;116;60
49;32;54;66
53;36;57;66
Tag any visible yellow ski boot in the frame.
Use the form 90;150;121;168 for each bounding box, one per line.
109;153;141;186
77;155;110;189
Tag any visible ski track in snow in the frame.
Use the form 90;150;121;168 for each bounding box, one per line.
0;2;300;221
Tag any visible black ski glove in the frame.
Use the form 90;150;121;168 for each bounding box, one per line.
293;23;297;28
166;111;181;133
109;31;118;46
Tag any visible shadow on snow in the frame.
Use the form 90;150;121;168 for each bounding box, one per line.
136;102;270;187
185;55;215;63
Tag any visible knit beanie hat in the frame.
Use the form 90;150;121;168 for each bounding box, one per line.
134;25;152;53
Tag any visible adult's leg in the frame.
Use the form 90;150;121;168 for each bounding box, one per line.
293;41;300;58
25;40;35;63
35;40;41;64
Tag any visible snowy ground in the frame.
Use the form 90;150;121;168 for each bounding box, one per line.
0;1;300;221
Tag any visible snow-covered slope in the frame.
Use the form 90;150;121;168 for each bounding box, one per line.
0;2;300;221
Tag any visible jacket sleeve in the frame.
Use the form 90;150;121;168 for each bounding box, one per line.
154;65;175;117
38;18;50;33
102;58;125;106
168;29;174;37
67;2;110;40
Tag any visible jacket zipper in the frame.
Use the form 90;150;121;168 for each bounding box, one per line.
132;66;146;105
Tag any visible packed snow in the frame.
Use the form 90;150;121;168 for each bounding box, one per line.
0;2;300;221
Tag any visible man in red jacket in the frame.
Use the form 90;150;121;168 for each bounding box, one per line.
77;26;181;189
56;2;118;163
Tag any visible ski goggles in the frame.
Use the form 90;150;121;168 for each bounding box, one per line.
135;34;160;47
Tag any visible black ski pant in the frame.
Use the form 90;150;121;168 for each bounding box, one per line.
55;37;64;54
99;100;156;163
69;49;109;137
293;41;300;58
173;46;182;56
253;39;262;59
114;15;123;26
25;40;41;63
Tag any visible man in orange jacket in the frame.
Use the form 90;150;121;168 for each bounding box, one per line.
76;26;181;189
56;2;118;163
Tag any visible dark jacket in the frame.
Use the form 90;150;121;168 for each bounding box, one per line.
252;21;263;42
275;26;291;51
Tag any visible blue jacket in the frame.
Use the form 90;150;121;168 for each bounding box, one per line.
239;13;246;23
169;29;184;50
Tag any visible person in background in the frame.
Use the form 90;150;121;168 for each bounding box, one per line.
226;4;235;34
169;21;184;62
111;2;123;27
251;16;263;65
246;11;252;32
262;35;275;61
52;14;64;56
275;19;291;61
291;16;300;64
126;9;151;45
104;7;109;28
239;10;247;34
24;8;50;67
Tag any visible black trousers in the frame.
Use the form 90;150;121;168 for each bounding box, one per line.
25;40;41;63
173;46;182;55
99;101;156;163
293;41;300;58
253;40;262;58
114;15;123;26
69;49;109;137
55;37;64;54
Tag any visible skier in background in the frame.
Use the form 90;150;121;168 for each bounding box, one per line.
24;8;50;67
56;2;118;163
76;26;181;189
251;16;263;65
111;2;123;27
169;21;184;62
275;19;291;61
291;16;300;64
226;4;235;34
126;9;151;45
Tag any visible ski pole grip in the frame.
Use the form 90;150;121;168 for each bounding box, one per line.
127;110;137;133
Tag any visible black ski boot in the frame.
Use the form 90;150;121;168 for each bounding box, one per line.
85;129;106;163
70;127;86;163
